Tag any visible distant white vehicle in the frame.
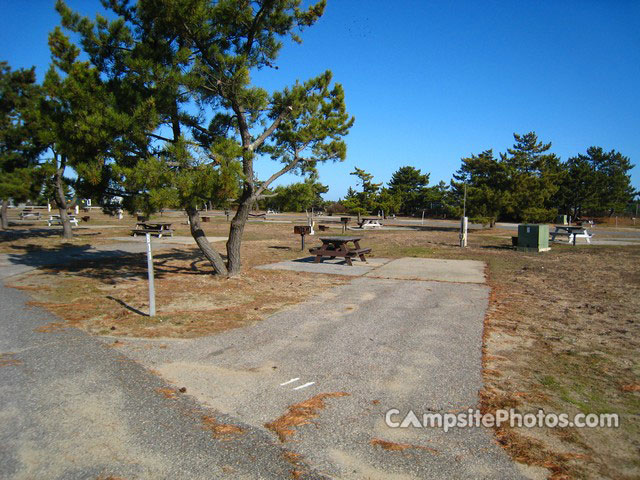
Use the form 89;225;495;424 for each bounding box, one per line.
266;209;278;215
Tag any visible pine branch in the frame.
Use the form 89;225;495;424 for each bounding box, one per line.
250;105;292;151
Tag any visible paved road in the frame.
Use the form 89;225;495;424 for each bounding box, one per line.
0;282;326;479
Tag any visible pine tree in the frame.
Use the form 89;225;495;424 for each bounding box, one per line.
388;166;430;215
58;0;353;275
37;27;129;238
342;167;381;214
0;63;42;229
500;132;562;222
451;150;508;227
558;147;636;217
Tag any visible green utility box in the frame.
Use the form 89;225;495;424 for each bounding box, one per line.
517;224;550;252
556;214;568;225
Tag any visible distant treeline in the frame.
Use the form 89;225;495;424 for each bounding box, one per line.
261;132;637;224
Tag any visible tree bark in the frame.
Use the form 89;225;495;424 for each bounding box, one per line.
53;157;73;239
226;194;252;276
186;207;228;275
1;199;9;230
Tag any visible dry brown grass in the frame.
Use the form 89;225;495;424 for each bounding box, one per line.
370;438;439;454
11;238;348;338
201;415;245;440
0;353;22;367
33;321;68;333
155;387;179;399
265;392;350;442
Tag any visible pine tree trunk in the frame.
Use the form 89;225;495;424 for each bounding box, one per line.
186;207;228;275
226;198;252;276
1;199;9;230
53;168;73;239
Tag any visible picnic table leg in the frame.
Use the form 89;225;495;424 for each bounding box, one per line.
338;244;352;266
353;240;367;262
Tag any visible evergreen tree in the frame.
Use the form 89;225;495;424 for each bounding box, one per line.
558;147;635;217
265;173;328;212
451;150;508;227
0;63;42;229
58;0;353;275
500;132;562;222
375;187;402;217
342;167;381;214
388;165;430;214
38;27;128;238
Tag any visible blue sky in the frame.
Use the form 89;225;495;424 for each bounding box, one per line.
2;1;639;200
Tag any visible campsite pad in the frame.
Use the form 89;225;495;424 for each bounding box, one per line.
365;257;485;283
258;256;486;283
256;256;391;276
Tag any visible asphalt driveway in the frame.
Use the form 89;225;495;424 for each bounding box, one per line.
118;259;526;479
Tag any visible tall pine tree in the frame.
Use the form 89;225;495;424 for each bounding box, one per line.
58;0;353;275
500;132;562;222
0;63;42;229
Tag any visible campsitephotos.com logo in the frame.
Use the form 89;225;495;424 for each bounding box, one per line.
385;408;620;433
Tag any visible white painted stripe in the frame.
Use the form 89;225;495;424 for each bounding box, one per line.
293;382;315;390
280;378;300;386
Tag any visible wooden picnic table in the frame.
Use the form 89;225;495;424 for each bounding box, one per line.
550;225;592;245
132;221;174;238
309;236;371;266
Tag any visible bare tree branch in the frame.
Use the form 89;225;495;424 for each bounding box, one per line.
249;105;292;151
149;133;174;143
254;147;307;198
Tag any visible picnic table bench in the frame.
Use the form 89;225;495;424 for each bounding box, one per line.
48;214;78;227
550;225;593;245
358;218;383;229
132;222;174;238
20;208;41;220
309;236;371;266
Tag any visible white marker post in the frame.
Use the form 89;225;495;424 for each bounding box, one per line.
145;233;156;316
460;183;468;248
460;216;468;248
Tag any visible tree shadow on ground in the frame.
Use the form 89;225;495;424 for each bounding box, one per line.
0;228;102;245
479;244;516;251
5;244;218;281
